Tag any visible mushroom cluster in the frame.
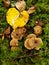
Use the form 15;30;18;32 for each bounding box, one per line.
5;0;36;51
10;27;26;51
24;34;43;50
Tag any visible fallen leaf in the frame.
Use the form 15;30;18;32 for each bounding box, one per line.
4;26;11;35
2;35;4;40
3;0;10;8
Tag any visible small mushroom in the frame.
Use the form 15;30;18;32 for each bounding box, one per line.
11;47;18;51
10;38;18;47
11;27;26;40
26;34;36;39
27;6;35;14
11;29;23;40
15;0;26;11
3;0;10;7
24;37;43;50
34;25;42;35
24;38;35;50
34;38;43;50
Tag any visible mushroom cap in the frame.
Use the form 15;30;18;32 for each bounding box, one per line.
34;38;43;50
26;34;36;39
11;47;18;51
24;35;43;50
11;28;25;40
10;38;18;47
15;0;26;11
24;38;35;50
34;25;42;35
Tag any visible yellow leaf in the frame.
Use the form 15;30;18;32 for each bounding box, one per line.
6;8;19;26
2;35;4;40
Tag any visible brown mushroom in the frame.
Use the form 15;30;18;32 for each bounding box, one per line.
11;27;26;40
3;0;10;7
34;38;43;50
24;37;43;50
15;0;26;11
27;6;35;14
11;29;23;40
26;34;36;39
34;25;42;35
24;38;35;50
10;38;18;47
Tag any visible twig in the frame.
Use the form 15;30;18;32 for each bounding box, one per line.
13;53;38;60
5;53;38;62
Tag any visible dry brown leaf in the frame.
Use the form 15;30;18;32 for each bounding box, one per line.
2;35;4;40
36;21;44;27
27;6;35;14
4;26;11;38
4;26;11;35
3;0;10;8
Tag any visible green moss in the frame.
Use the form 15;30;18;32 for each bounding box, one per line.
0;0;49;65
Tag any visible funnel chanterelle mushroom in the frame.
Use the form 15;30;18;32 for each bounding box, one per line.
24;38;35;50
34;25;42;35
10;38;18;47
11;27;26;40
24;34;43;50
